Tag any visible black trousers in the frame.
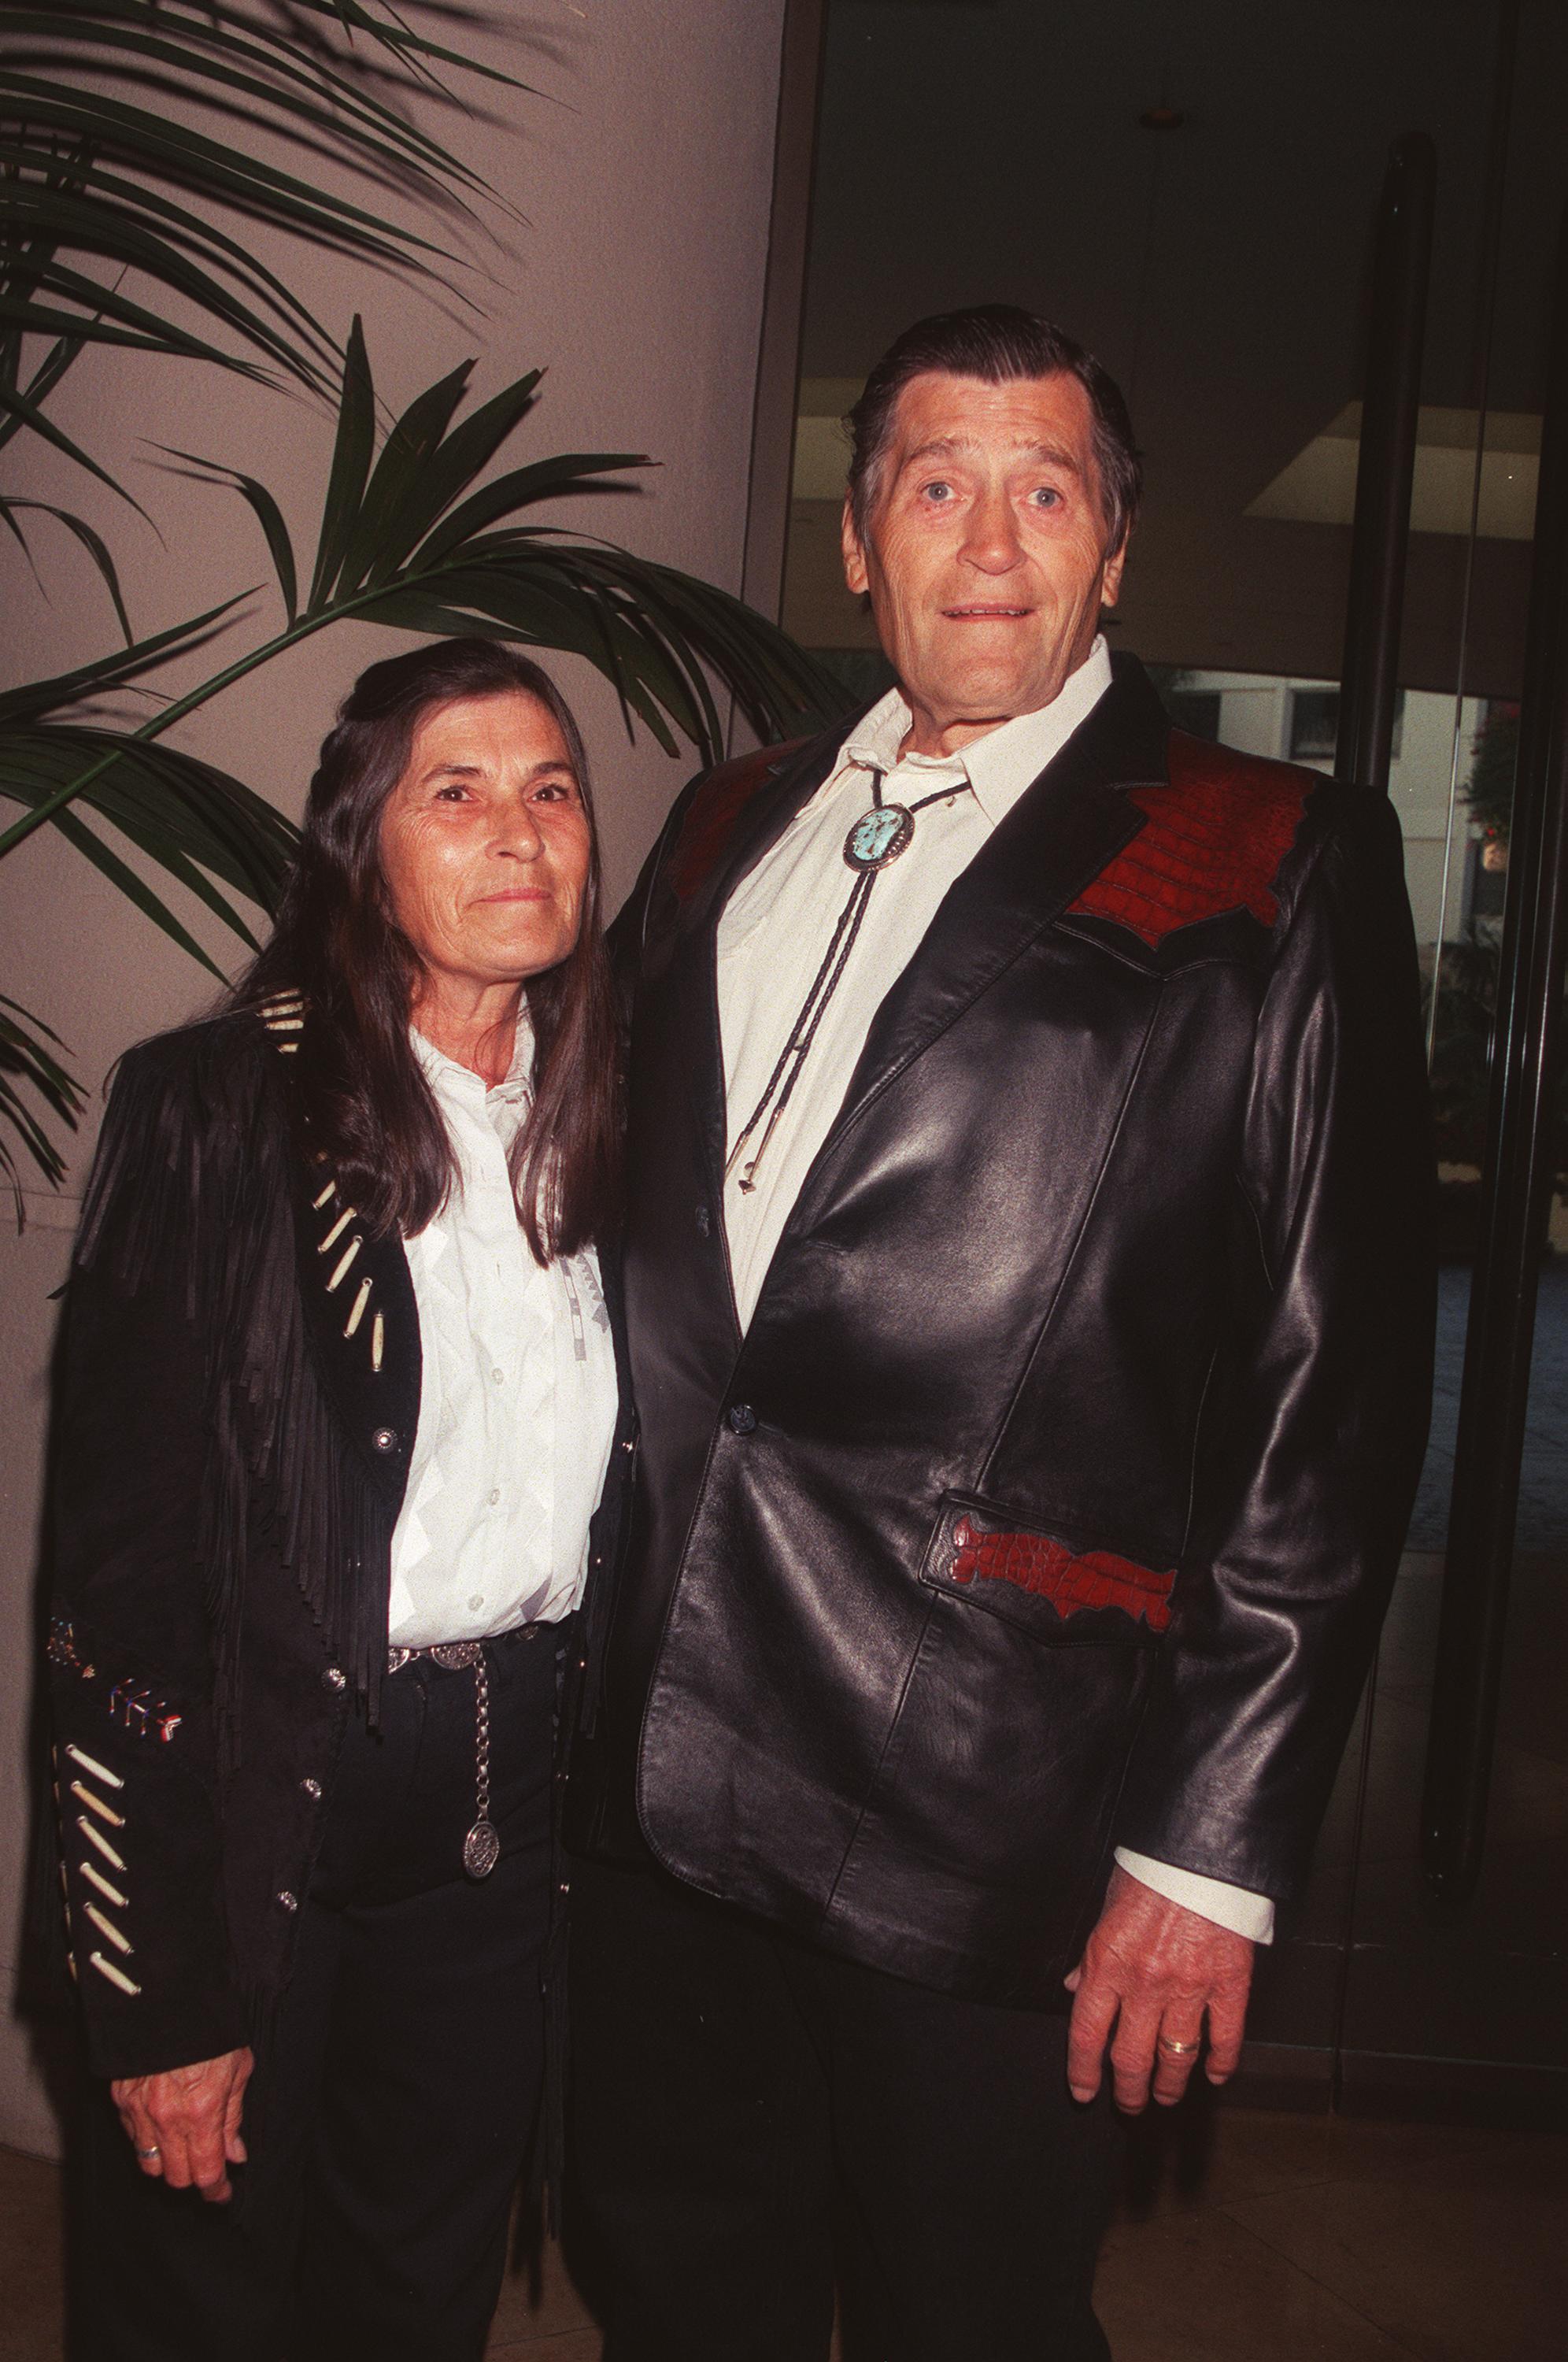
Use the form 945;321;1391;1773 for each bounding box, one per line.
69;1623;560;2362
566;1857;1121;2362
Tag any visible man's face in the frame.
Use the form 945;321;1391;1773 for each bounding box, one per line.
841;369;1127;754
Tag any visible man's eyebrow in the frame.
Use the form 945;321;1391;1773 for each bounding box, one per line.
898;435;1085;477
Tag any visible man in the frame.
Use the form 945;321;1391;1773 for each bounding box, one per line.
561;306;1433;2360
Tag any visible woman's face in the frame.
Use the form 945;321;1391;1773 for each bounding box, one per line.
378;690;593;994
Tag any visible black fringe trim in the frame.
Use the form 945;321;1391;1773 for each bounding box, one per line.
77;1021;394;1769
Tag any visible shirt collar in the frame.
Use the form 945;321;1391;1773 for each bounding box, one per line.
838;634;1114;827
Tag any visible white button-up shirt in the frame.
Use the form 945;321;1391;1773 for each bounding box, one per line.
714;638;1273;1945
386;1022;618;1648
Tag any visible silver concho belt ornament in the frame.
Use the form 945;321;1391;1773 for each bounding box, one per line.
844;803;915;870
423;1642;499;1879
463;1817;500;1879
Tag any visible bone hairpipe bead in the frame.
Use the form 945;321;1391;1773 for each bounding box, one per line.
327;1237;361;1291
65;1743;124;1790
80;1859;128;1909
83;1902;134;1956
71;1780;125;1827
88;1951;141;1997
77;1816;127;1872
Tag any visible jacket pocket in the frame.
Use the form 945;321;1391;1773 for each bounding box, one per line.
918;1491;1176;1648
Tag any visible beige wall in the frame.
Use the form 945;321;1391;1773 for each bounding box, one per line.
0;0;792;2155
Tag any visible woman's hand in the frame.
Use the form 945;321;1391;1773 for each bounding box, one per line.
110;2046;253;2201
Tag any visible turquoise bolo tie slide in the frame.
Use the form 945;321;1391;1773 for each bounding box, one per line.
844;802;915;868
726;772;962;1194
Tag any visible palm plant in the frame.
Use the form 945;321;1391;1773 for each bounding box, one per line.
0;2;846;1209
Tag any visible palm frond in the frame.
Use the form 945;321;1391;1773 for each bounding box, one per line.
0;324;849;1199
287;324;849;763
0;990;84;1212
0;595;251;728
0;494;134;638
0;2;529;421
0;726;296;924
0;325;849;876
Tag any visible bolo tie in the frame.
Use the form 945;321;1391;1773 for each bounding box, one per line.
725;764;968;1195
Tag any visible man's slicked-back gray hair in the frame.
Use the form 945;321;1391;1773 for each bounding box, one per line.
845;304;1143;552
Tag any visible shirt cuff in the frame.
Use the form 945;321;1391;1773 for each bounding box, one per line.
1112;1847;1275;1944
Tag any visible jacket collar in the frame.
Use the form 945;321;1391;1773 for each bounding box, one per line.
678;713;864;937
670;656;1170;1303
818;653;1167;1157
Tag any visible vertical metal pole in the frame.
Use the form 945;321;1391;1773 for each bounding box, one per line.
1335;134;1437;791
1323;135;1437;2100
1422;198;1568;1904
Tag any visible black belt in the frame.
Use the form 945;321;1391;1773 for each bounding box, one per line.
385;1623;545;1677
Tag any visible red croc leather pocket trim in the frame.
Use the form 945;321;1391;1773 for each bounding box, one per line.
1068;734;1315;948
950;1515;1175;1634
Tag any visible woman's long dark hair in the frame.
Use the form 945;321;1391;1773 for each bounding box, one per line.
239;638;620;1262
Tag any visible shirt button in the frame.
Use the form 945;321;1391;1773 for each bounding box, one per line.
727;1402;757;1435
489;1487;501;1506
469;1594;485;1612
300;1777;322;1801
276;1890;298;1912
372;1427;397;1453
322;1667;346;1692
492;1368;505;1386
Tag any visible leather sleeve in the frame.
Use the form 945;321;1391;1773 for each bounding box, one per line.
47;1041;249;2079
1113;792;1436;1901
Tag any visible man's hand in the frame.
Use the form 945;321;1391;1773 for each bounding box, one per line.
110;2046;253;2202
1064;1867;1253;2112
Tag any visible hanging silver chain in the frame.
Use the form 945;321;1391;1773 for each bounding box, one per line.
463;1651;498;1879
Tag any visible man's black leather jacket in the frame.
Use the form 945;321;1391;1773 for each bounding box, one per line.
562;655;1436;2007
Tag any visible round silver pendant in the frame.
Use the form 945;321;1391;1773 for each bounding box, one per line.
843;804;915;871
463;1818;500;1879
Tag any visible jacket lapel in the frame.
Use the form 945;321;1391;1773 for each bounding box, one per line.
290;1161;421;1514
814;655;1170;1171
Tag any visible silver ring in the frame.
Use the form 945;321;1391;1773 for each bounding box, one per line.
135;2143;161;2158
1157;2034;1199;2056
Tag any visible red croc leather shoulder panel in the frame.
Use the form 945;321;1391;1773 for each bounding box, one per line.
1067;731;1317;948
951;1516;1175;1633
668;739;811;905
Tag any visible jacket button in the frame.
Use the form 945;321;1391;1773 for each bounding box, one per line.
372;1427;398;1453
727;1402;757;1435
694;1202;712;1236
276;1890;298;1912
322;1667;346;1692
300;1777;322;1801
619;1437;634;1454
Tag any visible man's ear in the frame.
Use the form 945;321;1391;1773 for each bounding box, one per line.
841;497;870;598
1100;535;1129;612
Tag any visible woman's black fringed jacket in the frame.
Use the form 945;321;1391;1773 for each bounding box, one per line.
44;1001;632;2081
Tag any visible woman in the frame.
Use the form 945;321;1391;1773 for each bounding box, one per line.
47;638;629;2360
